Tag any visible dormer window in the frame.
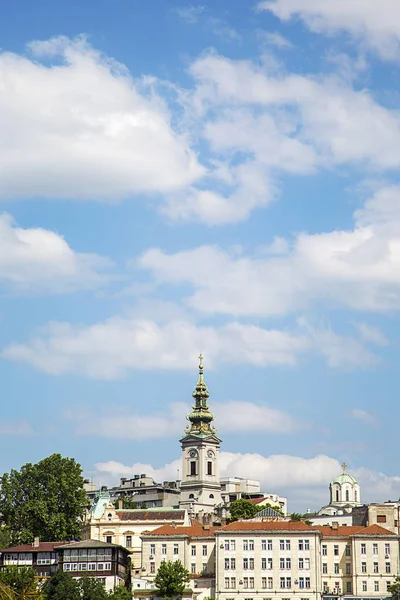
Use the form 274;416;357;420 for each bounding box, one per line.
107;513;112;521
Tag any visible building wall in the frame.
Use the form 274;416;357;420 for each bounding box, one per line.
215;530;321;600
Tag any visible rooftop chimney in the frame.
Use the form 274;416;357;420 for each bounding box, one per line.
332;522;339;530
33;537;40;547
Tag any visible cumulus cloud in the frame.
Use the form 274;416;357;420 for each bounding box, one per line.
0;36;202;202
0;213;111;293
259;0;400;60
139;184;400;315
175;5;206;23
0;420;35;436
1;318;308;379
66;400;303;438
2;314;376;379
92;452;400;511
353;323;388;347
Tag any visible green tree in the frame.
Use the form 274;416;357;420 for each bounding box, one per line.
388;576;400;598
108;586;132;600
0;454;87;545
113;496;137;510
78;576;108;600
43;570;80;600
154;560;190;600
0;566;42;599
229;499;260;521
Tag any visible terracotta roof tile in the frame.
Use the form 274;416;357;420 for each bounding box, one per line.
142;525;218;538
311;525;396;537
219;520;313;532
116;510;185;521
2;542;69;553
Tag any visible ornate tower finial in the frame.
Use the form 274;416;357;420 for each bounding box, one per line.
184;354;216;437
342;461;347;473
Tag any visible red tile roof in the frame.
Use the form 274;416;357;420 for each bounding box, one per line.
141;524;218;538
219;520;313;532
2;542;69;553
116;510;186;521
311;524;396;537
248;498;267;505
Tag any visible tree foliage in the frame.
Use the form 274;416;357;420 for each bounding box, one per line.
229;499;260;521
108;586;132;599
43;571;131;600
388;576;400;598
0;454;88;545
154;560;190;600
113;496;137;510
43;570;80;600
0;566;42;599
78;576;108;600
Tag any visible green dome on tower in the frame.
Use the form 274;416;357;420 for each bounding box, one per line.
185;354;217;437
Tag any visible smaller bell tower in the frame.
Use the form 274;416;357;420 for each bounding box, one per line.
179;354;222;513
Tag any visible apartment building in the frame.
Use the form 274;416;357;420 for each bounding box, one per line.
215;521;321;600
318;524;399;598
0;539;67;578
141;522;218;599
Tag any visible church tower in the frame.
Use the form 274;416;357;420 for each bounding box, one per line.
179;355;222;513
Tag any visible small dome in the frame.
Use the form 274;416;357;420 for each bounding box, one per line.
333;473;357;485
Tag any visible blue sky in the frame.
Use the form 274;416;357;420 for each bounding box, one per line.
2;0;400;511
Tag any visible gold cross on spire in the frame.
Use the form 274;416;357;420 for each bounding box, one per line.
199;353;203;370
342;461;347;473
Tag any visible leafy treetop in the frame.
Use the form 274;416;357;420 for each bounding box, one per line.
154;560;190;600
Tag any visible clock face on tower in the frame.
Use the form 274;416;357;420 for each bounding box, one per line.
207;450;214;458
189;450;197;458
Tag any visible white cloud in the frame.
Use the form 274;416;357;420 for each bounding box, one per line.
0;213;111;293
175;5;206;23
2;314;376;378
66;400;303;438
0;36;203;202
92;452;400;511
258;0;400;60
261;31;293;49
350;408;378;427
139;183;400;315
0;420;35;436
2;318;308;379
353;323;388;347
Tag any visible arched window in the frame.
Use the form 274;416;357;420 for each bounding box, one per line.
209;494;214;499
107;513;112;521
336;489;339;502
345;489;349;502
189;494;195;499
355;490;358;502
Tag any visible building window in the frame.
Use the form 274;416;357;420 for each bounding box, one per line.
345;544;351;556
191;564;196;574
345;489;349;502
280;577;285;589
334;563;339;574
230;540;236;551
280;558;285;569
174;544;179;555
243;540;249;551
262;577;267;589
207;462;212;476
162;544;167;556
268;558;273;569
286;540;291;550
304;558;310;569
150;563;155;574
107;513;112;521
336;490;339;502
280;540;285;551
374;581;379;592
299;577;305;589
361;562;367;573
230;577;236;589
361;543;366;554
106;536;112;544
231;558;235;569
243;558;249;570
225;558;230;570
388;582;392;592
268;539;272;550
244;577;249;589
126;536;132;548
346;563;351;575
249;578;254;589
249;540;254;551
202;563;207;574
150;544;155;555
373;562;379;573
385;543;391;555
377;515;387;523
334;545;339;556
373;543;378;554
386;562;391;573
190;462;196;476
299;558;304;569
249;558;254;570
209;494;214;499
225;578;230;589
322;564;327;574
346;582;352;593
191;546;196;556
322;545;327;556
224;540;230;550
267;577;273;589
262;540;267;551
262;558;267;570
362;581;367;592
